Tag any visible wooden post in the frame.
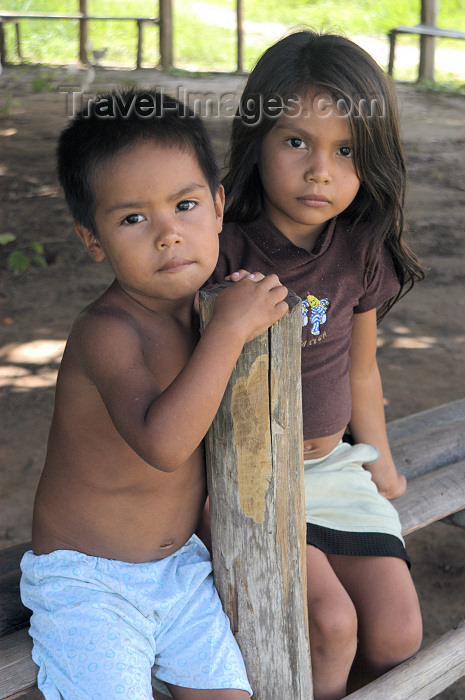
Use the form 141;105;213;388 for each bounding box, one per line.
236;0;244;73
419;0;437;81
136;20;143;69
0;21;5;66
199;284;313;699
159;0;173;70
79;0;88;64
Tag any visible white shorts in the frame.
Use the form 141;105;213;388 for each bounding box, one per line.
20;535;252;699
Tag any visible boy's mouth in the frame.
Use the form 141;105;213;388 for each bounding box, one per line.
159;258;193;272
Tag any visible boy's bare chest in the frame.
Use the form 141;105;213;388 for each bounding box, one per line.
140;319;198;385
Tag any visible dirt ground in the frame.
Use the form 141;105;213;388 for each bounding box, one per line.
1;64;464;698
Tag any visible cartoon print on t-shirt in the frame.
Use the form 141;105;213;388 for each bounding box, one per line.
302;294;330;335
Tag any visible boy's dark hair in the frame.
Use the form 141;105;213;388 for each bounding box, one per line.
224;31;424;319
57;89;220;235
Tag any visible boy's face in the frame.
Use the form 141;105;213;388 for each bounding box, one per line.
76;142;224;307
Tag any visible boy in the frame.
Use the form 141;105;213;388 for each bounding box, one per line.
20;89;288;699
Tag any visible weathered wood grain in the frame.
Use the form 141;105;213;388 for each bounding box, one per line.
396;460;465;535
0;543;31;637
389;419;465;481
0;628;36;700
386;399;465;441
199;284;312;699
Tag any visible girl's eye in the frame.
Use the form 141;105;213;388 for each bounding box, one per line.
339;146;353;158
287;137;306;149
176;200;196;212
121;213;145;225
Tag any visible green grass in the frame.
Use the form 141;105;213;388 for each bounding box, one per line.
2;0;465;89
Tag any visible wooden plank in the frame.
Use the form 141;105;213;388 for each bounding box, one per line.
0;543;31;577
0;628;37;700
0;11;158;21
389;419;465;480
396;460;465;535
386;399;465;441
0;570;30;637
0;543;31;638
345;618;465;700
0;12;84;19
199;285;313;699
391;25;465;40
385;401;465;480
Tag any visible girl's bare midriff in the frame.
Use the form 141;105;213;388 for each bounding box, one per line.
303;427;346;461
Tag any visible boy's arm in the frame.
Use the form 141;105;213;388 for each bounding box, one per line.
79;275;288;472
348;309;406;499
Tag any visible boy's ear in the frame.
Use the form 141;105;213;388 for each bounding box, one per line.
214;185;225;234
74;221;106;262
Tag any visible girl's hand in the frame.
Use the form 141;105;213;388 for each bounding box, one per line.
382;473;407;500
226;269;265;282
367;464;407;500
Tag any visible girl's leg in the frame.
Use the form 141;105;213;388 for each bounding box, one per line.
306;545;358;700
328;554;423;692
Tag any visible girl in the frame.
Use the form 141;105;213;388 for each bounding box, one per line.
209;31;424;700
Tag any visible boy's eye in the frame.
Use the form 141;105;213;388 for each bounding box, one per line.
122;213;145;225
176;200;196;212
287;137;306;149
339;146;353;157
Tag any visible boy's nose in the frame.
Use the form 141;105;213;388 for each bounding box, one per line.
154;228;183;250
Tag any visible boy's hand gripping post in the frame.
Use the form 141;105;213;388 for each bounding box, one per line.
199;284;313;699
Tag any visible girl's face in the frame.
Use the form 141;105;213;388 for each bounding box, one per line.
258;92;361;252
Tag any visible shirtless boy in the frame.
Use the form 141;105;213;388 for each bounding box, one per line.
20;89;288;699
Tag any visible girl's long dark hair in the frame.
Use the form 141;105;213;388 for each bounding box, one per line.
223;31;425;320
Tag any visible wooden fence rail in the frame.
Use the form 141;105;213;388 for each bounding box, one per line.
0;0;173;69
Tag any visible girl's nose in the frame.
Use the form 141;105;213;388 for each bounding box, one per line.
304;154;331;184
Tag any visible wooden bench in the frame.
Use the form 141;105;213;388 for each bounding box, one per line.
388;24;465;77
0;5;173;69
1;399;465;699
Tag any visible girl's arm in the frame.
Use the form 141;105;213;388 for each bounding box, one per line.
348;309;406;499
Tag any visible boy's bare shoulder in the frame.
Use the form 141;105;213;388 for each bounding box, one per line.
65;285;147;373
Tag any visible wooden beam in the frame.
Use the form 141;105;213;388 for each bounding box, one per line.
0;628;36;700
0;542;31;636
387;400;465;480
387;399;465;441
396;460;465;535
199;285;312;699
389;419;465;480
345;618;465;700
